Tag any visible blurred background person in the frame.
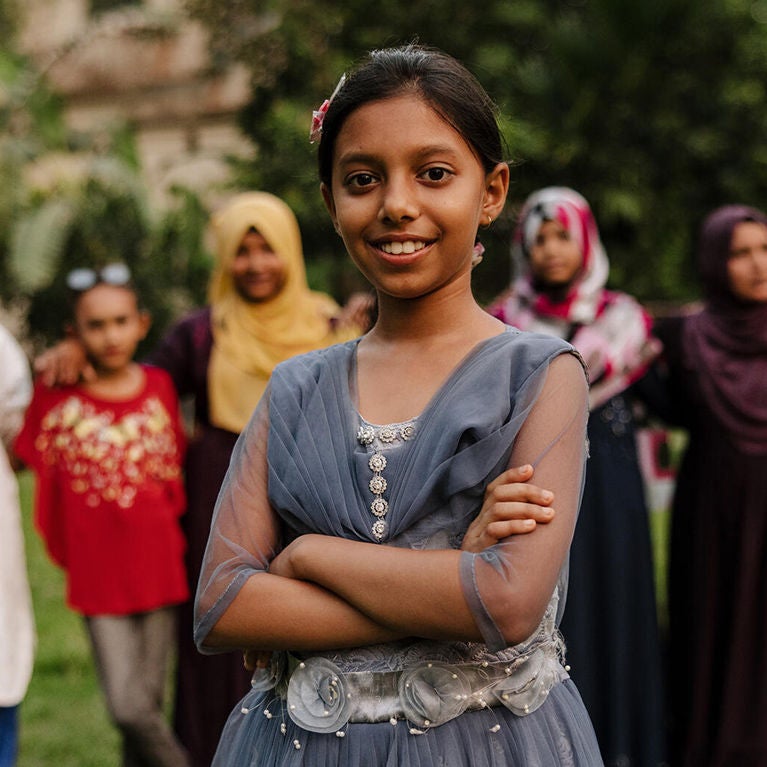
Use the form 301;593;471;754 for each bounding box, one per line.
0;323;34;767
640;204;767;766
15;266;190;766
35;191;369;767
487;187;665;766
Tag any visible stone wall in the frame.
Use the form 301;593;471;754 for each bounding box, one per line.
16;0;254;206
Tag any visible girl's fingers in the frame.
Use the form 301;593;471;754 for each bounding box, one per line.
489;481;554;507
485;464;533;493
243;649;271;671
487;519;537;538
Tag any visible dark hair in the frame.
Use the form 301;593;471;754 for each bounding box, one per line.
317;44;505;186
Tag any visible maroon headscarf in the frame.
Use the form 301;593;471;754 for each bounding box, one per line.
683;204;767;454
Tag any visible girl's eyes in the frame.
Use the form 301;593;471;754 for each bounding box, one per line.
534;230;570;247
346;172;377;189
343;166;453;189
420;167;451;182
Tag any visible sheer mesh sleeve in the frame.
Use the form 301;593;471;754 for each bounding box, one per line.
460;352;589;651
193;393;279;652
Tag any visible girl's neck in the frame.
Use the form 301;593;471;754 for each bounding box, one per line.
82;361;145;401
370;281;497;344
355;287;505;423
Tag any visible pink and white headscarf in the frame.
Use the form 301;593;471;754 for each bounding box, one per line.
488;187;661;409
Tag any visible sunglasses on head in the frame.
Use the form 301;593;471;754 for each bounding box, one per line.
66;263;132;292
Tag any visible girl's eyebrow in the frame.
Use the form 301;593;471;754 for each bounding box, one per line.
336;144;463;167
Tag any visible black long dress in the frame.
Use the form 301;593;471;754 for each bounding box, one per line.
644;317;767;766
559;391;666;767
147;307;251;767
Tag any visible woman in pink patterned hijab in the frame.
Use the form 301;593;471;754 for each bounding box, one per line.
489;186;659;408
488;186;667;767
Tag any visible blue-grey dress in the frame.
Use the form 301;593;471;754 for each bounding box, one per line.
194;329;603;765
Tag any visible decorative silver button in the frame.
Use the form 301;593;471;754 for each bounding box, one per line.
369;476;387;495
356;426;375;445
371;498;389;517
372;520;387;539
369;453;387;472
378;426;397;443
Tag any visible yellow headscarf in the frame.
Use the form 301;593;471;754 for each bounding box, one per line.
208;192;359;433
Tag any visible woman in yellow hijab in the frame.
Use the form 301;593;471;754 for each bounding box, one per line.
207;192;360;433
158;192;365;766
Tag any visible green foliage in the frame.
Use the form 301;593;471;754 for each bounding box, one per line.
10;160;213;353
0;0;18;43
0;29;212;353
187;0;767;306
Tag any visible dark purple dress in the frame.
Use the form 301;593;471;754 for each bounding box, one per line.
646;317;767;766
147;307;251;767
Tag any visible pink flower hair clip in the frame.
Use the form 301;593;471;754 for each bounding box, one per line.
309;74;347;144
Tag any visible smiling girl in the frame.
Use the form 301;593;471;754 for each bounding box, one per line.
194;45;602;765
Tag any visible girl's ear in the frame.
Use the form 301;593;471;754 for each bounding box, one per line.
321;183;339;232
138;311;152;341
482;162;510;224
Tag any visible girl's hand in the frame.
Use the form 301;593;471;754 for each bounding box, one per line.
243;648;272;672
34;338;95;387
461;465;555;552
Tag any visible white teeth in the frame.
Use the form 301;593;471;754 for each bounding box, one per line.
380;240;425;255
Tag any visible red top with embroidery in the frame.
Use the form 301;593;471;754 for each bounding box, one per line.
15;366;189;616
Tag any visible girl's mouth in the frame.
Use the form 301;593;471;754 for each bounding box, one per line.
379;240;426;255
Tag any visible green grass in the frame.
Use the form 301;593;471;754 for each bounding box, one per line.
649;505;671;633
18;470;120;766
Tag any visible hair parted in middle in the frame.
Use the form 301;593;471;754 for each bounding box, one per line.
317;43;507;186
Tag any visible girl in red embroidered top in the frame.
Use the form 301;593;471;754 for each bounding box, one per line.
14;265;190;767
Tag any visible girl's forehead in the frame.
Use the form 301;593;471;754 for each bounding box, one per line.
338;93;465;143
334;94;475;162
75;284;139;317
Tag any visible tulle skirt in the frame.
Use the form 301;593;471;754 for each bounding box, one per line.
211;678;603;766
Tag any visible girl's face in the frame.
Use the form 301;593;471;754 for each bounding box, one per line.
726;221;767;303
230;229;286;303
321;94;508;301
528;219;583;289
74;284;149;375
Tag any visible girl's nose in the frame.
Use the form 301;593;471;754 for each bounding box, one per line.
378;177;418;224
753;250;767;276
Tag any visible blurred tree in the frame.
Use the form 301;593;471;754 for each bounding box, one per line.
186;0;767;305
0;15;212;350
0;44;68;299
9;158;212;353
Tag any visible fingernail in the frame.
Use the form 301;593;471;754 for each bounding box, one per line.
542;491;553;502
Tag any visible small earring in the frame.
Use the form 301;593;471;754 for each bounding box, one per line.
485;215;493;227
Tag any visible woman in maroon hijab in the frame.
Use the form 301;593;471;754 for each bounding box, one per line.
645;204;767;766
